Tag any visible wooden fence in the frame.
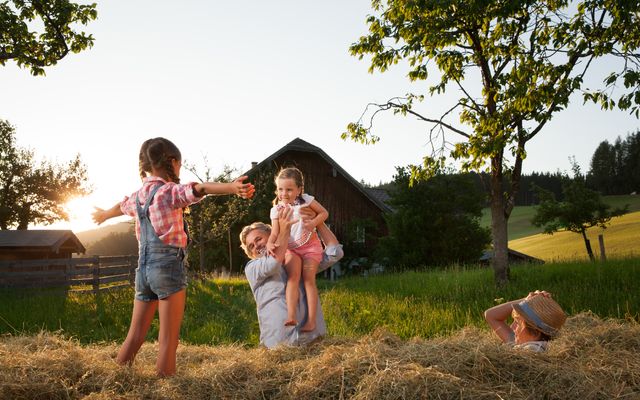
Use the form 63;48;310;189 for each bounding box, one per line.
0;255;137;294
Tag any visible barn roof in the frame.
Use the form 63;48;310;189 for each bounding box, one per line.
480;248;544;264
0;230;86;254
245;138;392;212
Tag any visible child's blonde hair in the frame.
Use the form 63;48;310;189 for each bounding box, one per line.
139;138;182;183
273;167;305;206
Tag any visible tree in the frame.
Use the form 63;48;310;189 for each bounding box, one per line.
377;167;491;269
0;119;91;229
587;141;617;194
532;159;627;261
0;0;97;75
620;130;640;193
587;131;640;194
343;0;640;284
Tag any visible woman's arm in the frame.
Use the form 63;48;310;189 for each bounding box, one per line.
484;299;522;343
302;200;328;231
92;203;123;225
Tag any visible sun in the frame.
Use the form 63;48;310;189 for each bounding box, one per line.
61;196;100;233
36;194;128;233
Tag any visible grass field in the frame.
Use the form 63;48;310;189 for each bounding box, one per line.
509;210;640;261
1;259;638;346
480;194;640;240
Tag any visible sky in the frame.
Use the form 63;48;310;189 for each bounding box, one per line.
2;1;639;233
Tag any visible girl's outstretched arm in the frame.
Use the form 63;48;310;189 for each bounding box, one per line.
194;176;255;198
92;203;123;225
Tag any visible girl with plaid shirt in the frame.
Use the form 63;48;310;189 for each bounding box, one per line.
92;137;254;377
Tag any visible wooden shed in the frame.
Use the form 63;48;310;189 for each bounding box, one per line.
245;138;391;252
0;230;86;261
479;248;545;265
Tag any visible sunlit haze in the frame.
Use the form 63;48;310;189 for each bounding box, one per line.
2;1;638;233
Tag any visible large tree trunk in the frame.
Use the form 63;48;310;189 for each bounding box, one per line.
490;156;510;286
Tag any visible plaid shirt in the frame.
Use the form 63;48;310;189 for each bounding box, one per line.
120;176;204;248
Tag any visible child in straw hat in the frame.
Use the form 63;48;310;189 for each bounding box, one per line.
484;290;567;352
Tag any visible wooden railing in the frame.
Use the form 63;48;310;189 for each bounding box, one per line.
0;255;137;294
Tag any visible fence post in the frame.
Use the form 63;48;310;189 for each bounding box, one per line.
92;256;100;296
598;234;606;262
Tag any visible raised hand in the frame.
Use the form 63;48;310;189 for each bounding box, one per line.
233;175;255;199
92;207;108;225
267;241;278;257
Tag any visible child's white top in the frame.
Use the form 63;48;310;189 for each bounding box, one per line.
270;193;314;249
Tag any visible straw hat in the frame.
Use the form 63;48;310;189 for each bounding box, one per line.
513;295;567;337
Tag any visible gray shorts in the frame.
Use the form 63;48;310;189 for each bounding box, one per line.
135;247;187;301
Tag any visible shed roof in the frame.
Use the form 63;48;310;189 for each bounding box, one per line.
0;230;86;254
480;248;544;264
245;138;392;212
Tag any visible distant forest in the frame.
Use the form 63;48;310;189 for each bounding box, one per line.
374;130;640;206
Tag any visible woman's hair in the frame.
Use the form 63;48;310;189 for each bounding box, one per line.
239;222;272;258
522;322;551;342
139;138;182;183
272;167;305;206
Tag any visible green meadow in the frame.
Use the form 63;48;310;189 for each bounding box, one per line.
480;194;640;240
0;258;638;345
1;195;637;346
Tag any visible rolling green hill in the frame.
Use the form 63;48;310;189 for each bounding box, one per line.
75;221;133;248
509;210;640;262
480;194;640;240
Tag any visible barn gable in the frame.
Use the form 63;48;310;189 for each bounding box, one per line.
245;138;390;250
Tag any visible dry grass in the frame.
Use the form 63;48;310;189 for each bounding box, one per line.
1;313;638;399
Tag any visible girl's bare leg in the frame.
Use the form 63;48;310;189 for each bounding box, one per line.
301;259;319;332
117;299;158;366
156;288;186;377
316;223;338;247
284;252;302;326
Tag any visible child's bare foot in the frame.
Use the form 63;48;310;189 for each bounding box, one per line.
284;319;297;326
300;321;316;332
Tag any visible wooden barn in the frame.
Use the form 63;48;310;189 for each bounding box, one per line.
245;138;391;252
0;230;86;261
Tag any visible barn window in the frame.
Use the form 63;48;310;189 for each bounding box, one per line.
355;225;365;244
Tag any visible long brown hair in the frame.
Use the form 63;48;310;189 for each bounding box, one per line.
138;137;182;183
273;167;305;206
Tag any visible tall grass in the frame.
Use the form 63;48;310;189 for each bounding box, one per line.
324;259;639;339
0;259;638;345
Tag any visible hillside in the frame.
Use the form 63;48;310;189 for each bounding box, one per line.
509;210;640;261
481;194;640;240
75;221;133;247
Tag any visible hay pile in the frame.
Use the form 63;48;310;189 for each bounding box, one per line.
1;312;638;399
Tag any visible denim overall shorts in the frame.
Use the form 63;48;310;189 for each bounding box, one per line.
134;183;188;301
